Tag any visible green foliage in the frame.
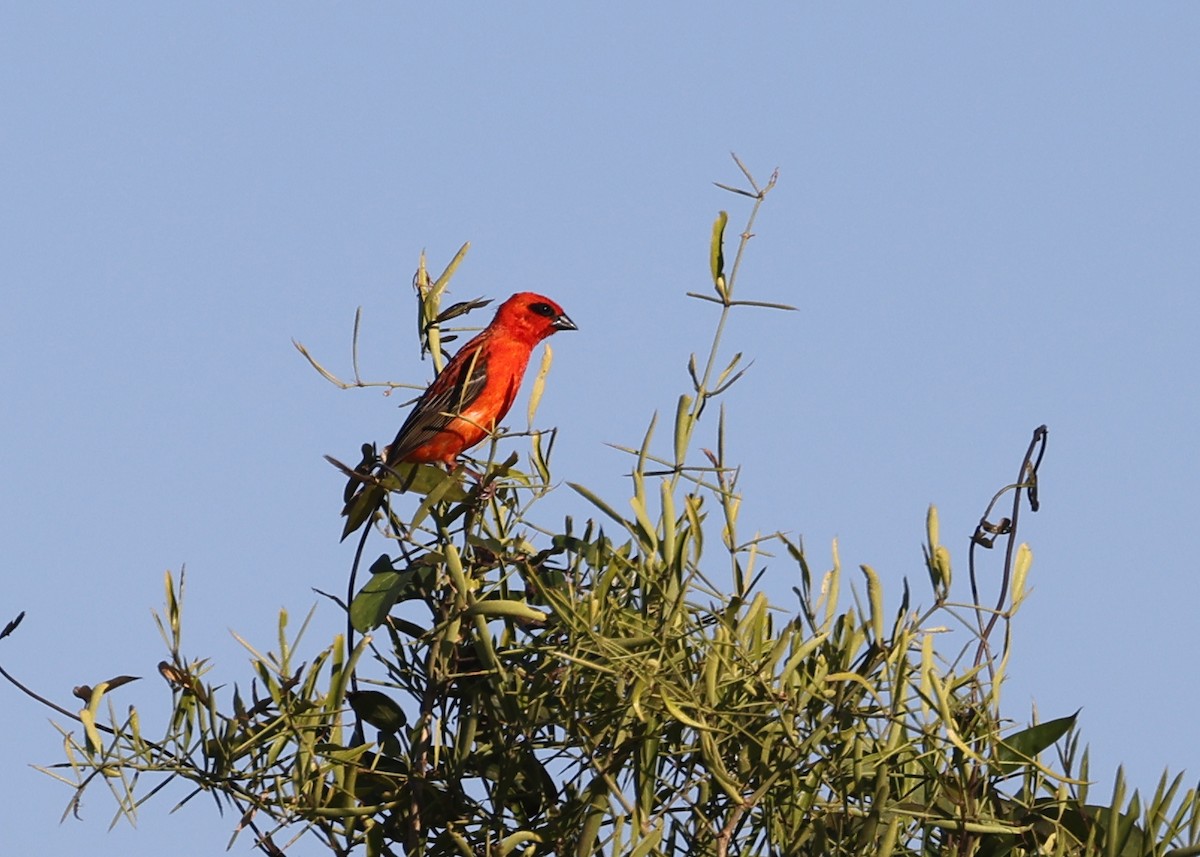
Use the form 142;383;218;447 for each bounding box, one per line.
7;158;1200;856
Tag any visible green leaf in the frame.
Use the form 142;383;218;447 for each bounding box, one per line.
349;572;401;632
993;711;1079;776
530;429;551;484
380;461;470;500
80;708;103;755
710;210;728;297
346;690;408;734
430;241;471;299
338;460;471;540
527;342;553;427
860;565;885;645
339;486;381;541
348;561;437;632
673;393;693;467
464;599;548;623
568;482;628;528
368;553;395;575
409;465;471;531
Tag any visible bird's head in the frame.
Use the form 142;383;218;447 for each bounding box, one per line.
494;292;578;343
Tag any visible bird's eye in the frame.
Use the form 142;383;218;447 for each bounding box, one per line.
529;302;557;318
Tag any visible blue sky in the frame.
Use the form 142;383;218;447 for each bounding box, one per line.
3;5;1199;854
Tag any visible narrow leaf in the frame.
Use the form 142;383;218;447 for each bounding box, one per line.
430;241;471;299
527;343;554;427
673;394;694;467
569;482;629;528
861;565;885;645
710;211;728;297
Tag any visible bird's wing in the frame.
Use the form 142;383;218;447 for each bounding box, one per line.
384;345;491;464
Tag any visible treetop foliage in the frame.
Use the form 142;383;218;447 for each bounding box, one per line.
5;157;1200;857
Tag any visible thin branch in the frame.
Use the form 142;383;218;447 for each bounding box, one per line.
971;425;1049;669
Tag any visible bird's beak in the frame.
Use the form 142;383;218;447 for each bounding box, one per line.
553;313;578;332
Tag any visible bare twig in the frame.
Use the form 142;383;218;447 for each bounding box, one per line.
971;424;1049;668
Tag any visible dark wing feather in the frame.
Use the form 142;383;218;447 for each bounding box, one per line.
384;345;491;464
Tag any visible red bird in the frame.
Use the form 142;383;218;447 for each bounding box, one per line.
384;292;577;466
339;292;576;536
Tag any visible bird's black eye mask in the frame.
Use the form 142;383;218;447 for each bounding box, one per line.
529;302;557;318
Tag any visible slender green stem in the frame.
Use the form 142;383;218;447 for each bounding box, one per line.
689;169;775;425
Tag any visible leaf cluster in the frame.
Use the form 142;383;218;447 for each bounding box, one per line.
5;159;1200;857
